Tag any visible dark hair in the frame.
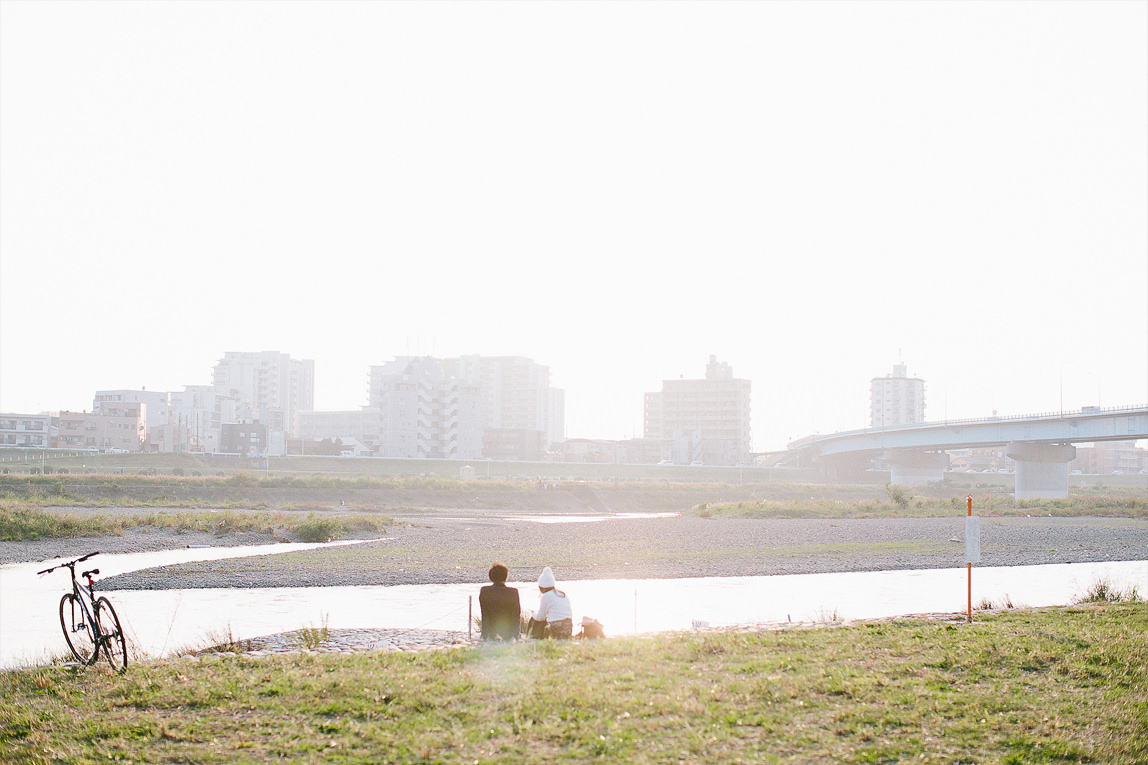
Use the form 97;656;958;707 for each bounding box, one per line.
488;562;509;583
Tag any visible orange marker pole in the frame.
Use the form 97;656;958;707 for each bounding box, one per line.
967;494;973;622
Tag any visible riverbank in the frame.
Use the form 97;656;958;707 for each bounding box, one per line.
6;510;1147;588
4;602;1145;764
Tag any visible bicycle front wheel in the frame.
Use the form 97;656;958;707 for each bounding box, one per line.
95;597;127;673
58;593;97;665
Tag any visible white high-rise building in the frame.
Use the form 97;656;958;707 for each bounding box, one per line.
441;355;564;455
644;355;752;465
368;357;483;459
212;351;314;438
870;363;926;428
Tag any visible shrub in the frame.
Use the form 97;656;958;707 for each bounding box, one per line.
226;472;259;488
885;483;910;508
296;515;345;543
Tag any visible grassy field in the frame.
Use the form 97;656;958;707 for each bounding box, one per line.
5;449;1148;490
1;451;827;485
1;602;1144;764
693;484;1148;519
2;472;1146;521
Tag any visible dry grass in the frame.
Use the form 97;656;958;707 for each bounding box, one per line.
2;602;1144;763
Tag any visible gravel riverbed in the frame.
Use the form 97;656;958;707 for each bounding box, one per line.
5;511;1147;590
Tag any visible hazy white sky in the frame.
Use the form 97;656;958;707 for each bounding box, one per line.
2;1;1146;452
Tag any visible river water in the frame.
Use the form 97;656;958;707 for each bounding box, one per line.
3;542;1145;669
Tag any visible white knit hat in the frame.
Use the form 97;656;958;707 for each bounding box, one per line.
538;566;556;588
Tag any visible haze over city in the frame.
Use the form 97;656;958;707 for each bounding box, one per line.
2;1;1145;452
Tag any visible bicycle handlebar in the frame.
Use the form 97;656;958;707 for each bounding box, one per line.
35;551;100;576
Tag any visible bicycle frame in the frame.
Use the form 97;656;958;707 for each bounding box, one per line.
38;551;108;662
66;566;99;635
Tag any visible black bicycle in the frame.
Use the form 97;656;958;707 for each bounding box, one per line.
37;552;128;672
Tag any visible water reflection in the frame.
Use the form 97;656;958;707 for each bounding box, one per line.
504;512;679;524
0;541;370;668
426;512;679;524
2;551;1144;669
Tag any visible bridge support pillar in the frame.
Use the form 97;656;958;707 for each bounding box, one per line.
1006;442;1076;499
886;450;949;486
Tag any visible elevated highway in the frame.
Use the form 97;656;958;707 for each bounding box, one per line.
786;405;1148;498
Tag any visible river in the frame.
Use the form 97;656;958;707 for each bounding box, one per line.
2;543;1144;669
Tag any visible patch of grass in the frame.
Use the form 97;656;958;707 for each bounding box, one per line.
193;624;253;655
0;471;531;498
2;603;1144;763
293;614;330;650
1075;576;1141;604
0;506;393;542
0;506;128;540
295;514;345;542
814;606;841;622
978;593;1017;610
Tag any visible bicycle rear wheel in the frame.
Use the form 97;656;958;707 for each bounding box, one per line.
58;593;97;665
95;597;127;673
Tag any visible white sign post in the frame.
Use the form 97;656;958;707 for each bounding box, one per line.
965;516;981;564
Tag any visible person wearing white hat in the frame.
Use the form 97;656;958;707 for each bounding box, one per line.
527;566;573;639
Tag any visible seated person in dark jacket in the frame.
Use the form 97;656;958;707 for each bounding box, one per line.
479;562;521;641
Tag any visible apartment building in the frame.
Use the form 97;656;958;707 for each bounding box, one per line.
220;420;268;456
644;356;752;465
292;355;563;460
1071;441;1147;474
441;355;564;457
212;351;314;437
169;385;237;453
0;414;52;449
54;407;146;452
94;389;169;429
94;389;174;452
368;357;483;459
870;363;926;428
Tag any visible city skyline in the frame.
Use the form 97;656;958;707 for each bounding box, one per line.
2;2;1145;452
1;349;1141;453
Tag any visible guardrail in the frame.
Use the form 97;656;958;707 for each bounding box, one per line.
788;403;1148;449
